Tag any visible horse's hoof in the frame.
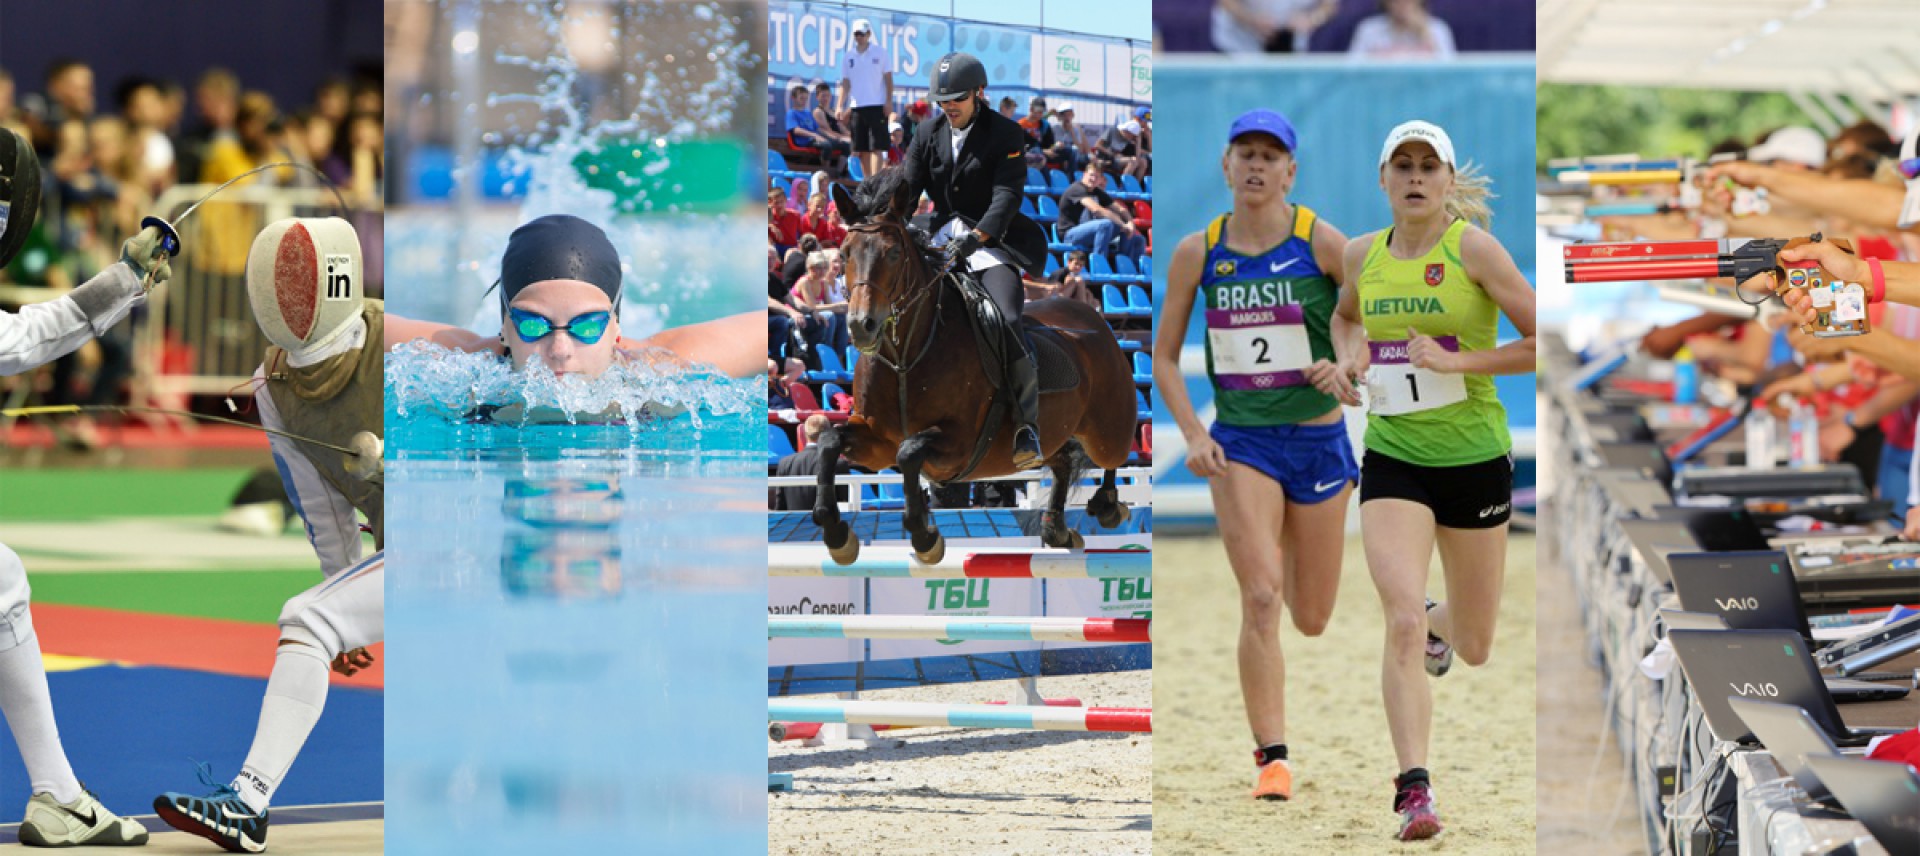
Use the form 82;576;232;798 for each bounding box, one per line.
1066;530;1086;551
828;534;861;566
915;533;946;566
1096;501;1131;529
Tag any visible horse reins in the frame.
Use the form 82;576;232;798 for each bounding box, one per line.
848;220;954;443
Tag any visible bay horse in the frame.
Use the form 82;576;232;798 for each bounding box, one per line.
810;169;1136;566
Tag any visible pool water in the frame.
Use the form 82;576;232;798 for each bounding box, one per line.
385;448;765;855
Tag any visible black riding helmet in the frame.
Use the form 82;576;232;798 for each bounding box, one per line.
928;53;987;103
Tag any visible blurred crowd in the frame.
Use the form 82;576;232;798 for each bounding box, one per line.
0;59;384;445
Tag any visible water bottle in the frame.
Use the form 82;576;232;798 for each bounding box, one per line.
1745;406;1776;470
1788;397;1819;468
1672;346;1698;405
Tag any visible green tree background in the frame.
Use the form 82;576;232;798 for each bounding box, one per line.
1536;84;1808;172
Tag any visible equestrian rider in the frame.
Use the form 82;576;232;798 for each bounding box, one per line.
898;51;1052;469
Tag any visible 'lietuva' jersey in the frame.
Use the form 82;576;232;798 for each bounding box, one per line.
1356;219;1509;466
1199;206;1338;426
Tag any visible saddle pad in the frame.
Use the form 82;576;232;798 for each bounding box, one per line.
1027;322;1081;393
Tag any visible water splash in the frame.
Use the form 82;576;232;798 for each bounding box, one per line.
384;340;761;454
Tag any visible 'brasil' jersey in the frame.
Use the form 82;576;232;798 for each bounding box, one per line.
1356;218;1510;467
1199;206;1338;426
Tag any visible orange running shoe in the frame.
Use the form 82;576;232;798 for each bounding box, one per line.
1251;760;1293;801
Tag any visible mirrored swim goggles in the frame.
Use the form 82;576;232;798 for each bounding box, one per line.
507;307;612;344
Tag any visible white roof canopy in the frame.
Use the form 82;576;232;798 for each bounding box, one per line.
1540;0;1920;124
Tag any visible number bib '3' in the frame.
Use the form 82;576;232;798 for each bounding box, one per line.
1206;306;1311;390
1366;336;1467;416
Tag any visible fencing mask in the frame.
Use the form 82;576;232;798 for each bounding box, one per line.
246;217;364;358
0;128;42;268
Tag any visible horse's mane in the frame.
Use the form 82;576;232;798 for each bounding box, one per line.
849;167;940;266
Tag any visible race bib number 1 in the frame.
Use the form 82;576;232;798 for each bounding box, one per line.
1367;336;1467;416
1206;306;1312;390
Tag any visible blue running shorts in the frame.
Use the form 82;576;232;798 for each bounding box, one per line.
1209;421;1359;504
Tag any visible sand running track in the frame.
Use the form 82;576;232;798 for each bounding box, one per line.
1153;533;1537;853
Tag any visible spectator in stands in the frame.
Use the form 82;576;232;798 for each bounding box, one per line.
0;69;18;131
772;414;850;511
1212;0;1341;54
313;77;350;128
886;121;905;165
837;18;893;182
326;112;384;208
791;250;850;360
1826;119;1899;164
1059;161;1147;259
810;81;854;155
42;58;96;127
997;96;1018;121
768;186;807;254
782;233;821;291
785;84;847;174
802;192;845;248
1019;97;1057;165
178;68;239;191
1038;249;1099;310
116;77;175;191
1049;102;1090;171
199;92;288;293
1134;106;1153;158
1348;0;1457;60
1100;119;1150;178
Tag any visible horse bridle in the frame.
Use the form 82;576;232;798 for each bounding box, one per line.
845;218;959;441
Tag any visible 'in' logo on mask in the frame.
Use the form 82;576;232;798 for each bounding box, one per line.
325;254;354;300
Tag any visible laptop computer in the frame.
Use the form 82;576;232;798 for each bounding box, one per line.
1669;551;1811;637
1727;697;1853;804
1666;629;1908;745
1619;518;1700;585
1803;755;1920;855
1665;553;1910;702
1659;609;1729;633
1652;505;1770;552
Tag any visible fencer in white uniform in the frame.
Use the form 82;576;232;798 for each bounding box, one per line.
0;124;165;846
152;218;385;854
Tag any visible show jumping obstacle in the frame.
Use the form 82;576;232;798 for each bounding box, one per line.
769;699;1152;734
767;544;1151;578
769;615;1151;643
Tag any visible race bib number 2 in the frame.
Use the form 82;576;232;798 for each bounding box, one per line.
1367;336;1467;416
1206;306;1312;390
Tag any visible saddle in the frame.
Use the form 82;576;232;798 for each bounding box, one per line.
949;270;1080;394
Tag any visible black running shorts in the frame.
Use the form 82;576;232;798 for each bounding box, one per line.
1359;450;1513;529
849;106;888;153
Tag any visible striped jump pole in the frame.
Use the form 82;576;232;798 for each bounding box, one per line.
769;615;1151;643
769;699;1152;734
768;545;1151;579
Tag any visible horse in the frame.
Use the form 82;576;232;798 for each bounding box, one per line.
808;169;1137;566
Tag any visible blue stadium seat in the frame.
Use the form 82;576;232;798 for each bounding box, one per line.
1102;285;1129;317
768;424;795;467
1044;253;1062;277
805;348;852;384
1132;352;1153;385
1126;284;1153;318
1144;175;1152;195
1115;254;1148;284
1020;196;1038;218
844;346;859;376
1117;338;1143;352
1135;389;1151;422
1047;223;1075;255
767;149;806;183
1046;170;1071;196
1088;253;1120;284
872;471;907;510
848;157;866;183
1138;254;1153;276
1025;166;1048;196
820;382;849;410
1035;195;1060;222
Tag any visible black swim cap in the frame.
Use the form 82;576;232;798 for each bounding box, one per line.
499;215;623;315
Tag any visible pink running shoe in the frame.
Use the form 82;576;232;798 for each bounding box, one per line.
1394;781;1444;841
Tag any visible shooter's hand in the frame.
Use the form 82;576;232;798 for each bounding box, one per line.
120;226;171;291
1184;431;1229;479
1784;325;1849;361
1756;373;1815;404
331;647;375;677
1306;358;1360;407
1406;327;1460;373
1701;161;1769;191
1779;240;1869;284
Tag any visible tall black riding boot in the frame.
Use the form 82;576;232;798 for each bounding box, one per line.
1008;328;1043;470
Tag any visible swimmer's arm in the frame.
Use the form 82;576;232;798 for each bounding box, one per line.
637;311;768;378
1152;233;1208;440
383;312;502;354
1455;226;1536;376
